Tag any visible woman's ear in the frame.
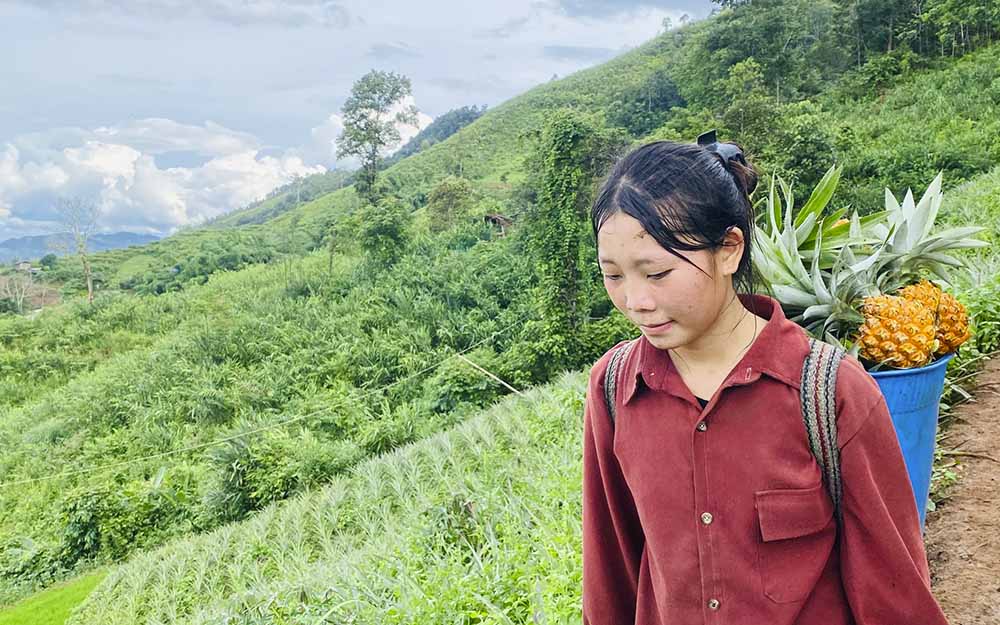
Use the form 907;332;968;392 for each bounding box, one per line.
717;226;745;277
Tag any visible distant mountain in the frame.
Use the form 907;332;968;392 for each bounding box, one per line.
0;232;161;264
383;104;487;168
205;168;356;228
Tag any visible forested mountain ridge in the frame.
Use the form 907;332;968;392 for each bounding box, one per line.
0;232;160;265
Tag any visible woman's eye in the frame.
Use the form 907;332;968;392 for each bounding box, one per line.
648;270;672;280
603;274;622;281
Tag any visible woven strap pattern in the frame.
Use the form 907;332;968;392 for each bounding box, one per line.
603;339;638;424
800;337;847;525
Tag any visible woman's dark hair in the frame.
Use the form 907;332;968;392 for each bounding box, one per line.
590;137;764;307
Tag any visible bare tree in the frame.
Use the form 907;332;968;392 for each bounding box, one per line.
54;196;99;304
0;271;32;314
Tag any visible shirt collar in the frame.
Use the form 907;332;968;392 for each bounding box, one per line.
621;293;810;405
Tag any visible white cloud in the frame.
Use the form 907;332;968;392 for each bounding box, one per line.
392;95;434;150
17;0;353;28
0;99;434;240
299;113;347;169
92;118;259;156
0;119;324;240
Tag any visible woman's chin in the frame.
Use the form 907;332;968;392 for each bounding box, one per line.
642;330;680;350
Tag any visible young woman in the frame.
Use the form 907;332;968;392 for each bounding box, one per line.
582;138;949;624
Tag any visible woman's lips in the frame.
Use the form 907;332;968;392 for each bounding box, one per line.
640;320;673;335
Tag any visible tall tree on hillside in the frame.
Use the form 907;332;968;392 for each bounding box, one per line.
337;70;419;205
55;196;99;304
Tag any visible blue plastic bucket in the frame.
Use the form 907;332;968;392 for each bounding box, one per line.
869;352;954;527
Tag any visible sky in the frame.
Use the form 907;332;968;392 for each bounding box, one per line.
0;0;715;242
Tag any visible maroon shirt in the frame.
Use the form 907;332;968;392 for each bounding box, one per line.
582;294;949;625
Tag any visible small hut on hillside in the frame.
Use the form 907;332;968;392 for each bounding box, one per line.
483;213;513;237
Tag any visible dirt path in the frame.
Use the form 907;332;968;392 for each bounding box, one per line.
925;356;1000;625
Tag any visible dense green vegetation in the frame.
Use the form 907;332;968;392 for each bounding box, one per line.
0;226;559;605
3;0;1000;619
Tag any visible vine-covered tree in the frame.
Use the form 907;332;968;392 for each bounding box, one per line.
358;196;411;267
426;176;476;232
516;110;627;381
337;70;419;204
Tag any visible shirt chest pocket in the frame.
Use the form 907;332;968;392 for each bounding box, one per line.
755;483;837;604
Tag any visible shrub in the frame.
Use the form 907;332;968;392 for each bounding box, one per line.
421;347;504;414
358;196;412;267
426;176;478;232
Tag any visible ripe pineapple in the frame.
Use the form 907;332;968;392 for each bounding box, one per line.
857;294;937;368
899;280;971;355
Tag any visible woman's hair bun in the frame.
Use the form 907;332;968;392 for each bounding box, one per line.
726;157;758;197
694;130;758;199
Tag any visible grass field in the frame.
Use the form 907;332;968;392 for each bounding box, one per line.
0;570;104;625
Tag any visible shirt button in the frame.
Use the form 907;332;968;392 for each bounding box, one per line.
708;598;721;610
701;512;713;525
696;421;708;431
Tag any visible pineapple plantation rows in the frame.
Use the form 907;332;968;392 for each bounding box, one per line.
67;375;588;625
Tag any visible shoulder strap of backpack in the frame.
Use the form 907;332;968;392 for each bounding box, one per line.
603;339;638;427
801;337;847;525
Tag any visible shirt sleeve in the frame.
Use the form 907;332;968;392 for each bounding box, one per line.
838;395;950;625
582;358;645;625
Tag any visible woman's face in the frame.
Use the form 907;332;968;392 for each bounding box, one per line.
597;211;741;351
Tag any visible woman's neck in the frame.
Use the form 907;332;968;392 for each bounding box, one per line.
669;293;765;375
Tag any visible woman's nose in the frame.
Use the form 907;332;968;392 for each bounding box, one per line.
624;282;656;312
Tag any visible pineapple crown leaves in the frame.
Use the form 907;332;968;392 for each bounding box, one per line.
763;220;875;350
872;172;987;288
800;242;870;326
793;165;841;231
760;170;981;360
879;172;987;255
759;165;884;270
756;165;876;306
881;173;942;250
